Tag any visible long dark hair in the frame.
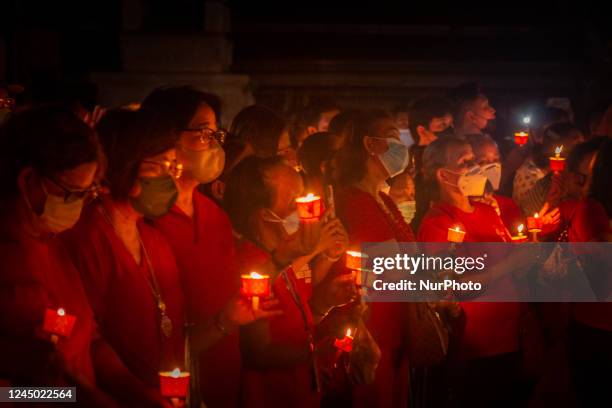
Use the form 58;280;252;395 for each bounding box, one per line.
335;109;391;187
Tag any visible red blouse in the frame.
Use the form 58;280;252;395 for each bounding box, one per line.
0;224;96;385
236;239;319;408
154;190;240;407
495;194;523;233
418;201;522;359
336;186;413;407
62;204;185;387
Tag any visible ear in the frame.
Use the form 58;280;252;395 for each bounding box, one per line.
129;180;142;198
211;179;225;201
16;167;35;196
435;167;450;185
362;136;376;156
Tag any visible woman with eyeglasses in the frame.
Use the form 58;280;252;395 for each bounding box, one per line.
0;107;116;406
61;109;187;407
141;87;281;408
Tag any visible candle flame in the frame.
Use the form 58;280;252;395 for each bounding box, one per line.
170;368;181;378
346;250;367;258
306;193;315;199
346;328;352;337
453;226;462;232
57;308;65;316
249;272;264;279
518;224;524;234
555;146;563;156
534;213;539;219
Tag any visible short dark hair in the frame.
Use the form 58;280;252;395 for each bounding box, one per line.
223;155;284;241
335;109;392;187
0;106;99;201
448;82;484;127
227;105;286;158
298;131;335;177
300;98;341;128
589;139;612;218
328;109;361;137
96;109;179;201
141;86;221;129
408;97;453;143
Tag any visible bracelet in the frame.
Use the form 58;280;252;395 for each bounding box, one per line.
213;312;230;336
310;301;332;319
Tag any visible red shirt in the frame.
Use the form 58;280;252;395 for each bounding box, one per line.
562;199;612;331
154;191;240;407
0;224;96;385
495;194;523;233
236;239;319;408
62;204;185;387
418;201;521;359
336;186;413;407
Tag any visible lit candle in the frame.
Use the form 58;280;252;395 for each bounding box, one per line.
295;193;323;221
240;272;271;310
43;307;76;343
447;226;466;243
346;250;369;287
159;368;190;398
526;213;543;232
549;145;565;172
514;131;529;146
511;224;528;243
334;328;354;353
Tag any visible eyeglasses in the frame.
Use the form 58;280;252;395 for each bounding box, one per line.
181;127;227;151
141;158;183;179
46;177;100;203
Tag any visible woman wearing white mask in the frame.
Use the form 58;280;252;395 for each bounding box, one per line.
417;136;526;407
466;133;523;232
141;87;280;408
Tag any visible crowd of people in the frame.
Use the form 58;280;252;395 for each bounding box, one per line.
0;81;611;407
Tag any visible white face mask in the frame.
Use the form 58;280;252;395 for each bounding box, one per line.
373;137;410;178
399;129;414;148
397;200;416;224
263;209;300;235
24;180;85;234
481;162;502;191
178;140;225;184
443;165;488;197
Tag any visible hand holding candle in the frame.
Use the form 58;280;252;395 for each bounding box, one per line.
296;193;323;221
514;131;529;146
526;213;543;232
549;145;566;172
240;272;271;310
334;328;354;353
43;307;76;343
159;368;190;398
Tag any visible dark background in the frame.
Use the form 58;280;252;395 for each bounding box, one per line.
1;0;610;125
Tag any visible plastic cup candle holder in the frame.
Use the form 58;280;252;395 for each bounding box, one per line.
43;308;76;343
526;213;543;233
296;193;323;221
240;272;271;310
159;368;190;398
511;224;528;243
514;132;529;146
447;226;466;243
334;328;354;353
549;146;566;172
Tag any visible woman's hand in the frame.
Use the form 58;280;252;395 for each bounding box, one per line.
316;218;349;259
539;202;561;235
311;273;358;318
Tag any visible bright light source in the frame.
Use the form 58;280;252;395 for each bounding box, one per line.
522;116;531;125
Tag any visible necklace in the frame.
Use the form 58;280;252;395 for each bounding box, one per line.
99;205;172;339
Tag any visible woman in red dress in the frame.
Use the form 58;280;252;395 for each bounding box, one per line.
417;136;534;406
0;107;115;406
224;156;353;408
142;87;281;407
334;110;417;407
62;109;186;407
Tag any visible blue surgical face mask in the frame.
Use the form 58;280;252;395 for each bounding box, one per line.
372;137;410;178
263;209;300;235
399;129;414;148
